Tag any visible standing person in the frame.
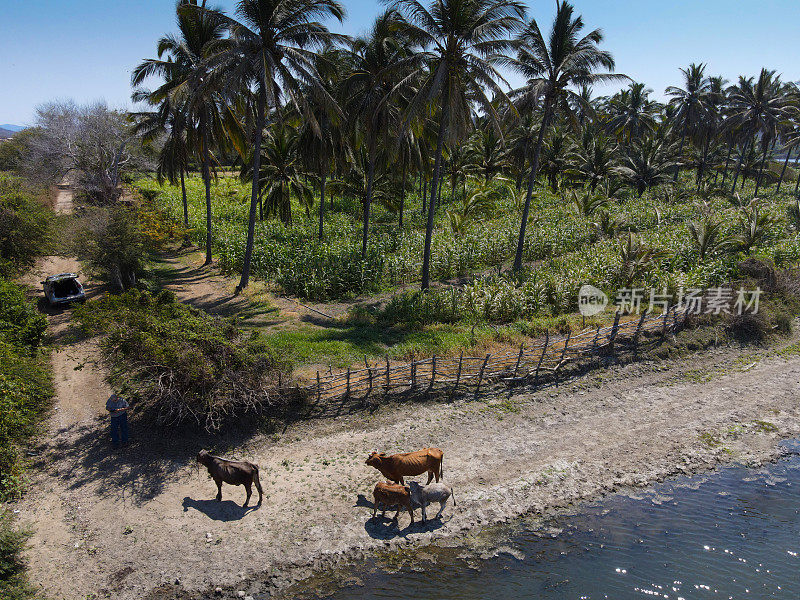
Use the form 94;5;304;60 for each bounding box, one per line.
105;393;129;447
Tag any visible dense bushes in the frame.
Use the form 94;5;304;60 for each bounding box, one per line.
0;280;51;499
0;173;52;277
75;290;293;431
77;206;151;291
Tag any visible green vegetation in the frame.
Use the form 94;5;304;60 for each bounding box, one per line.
0;280;51;600
0;509;37;600
74;289;293;431
0;174;52;277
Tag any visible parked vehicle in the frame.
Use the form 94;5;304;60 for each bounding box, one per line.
42;273;85;306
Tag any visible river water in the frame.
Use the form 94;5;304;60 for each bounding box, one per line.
304;441;800;600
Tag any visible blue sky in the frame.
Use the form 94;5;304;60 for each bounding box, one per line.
2;0;799;125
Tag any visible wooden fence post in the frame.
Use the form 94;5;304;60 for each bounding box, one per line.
513;344;524;377
454;352;463;392
534;330;549;387
633;309;648;352
345;368;351;397
366;367;373;396
476;354;490;393
411;360;417;389
428;355;437;392
316;371;321;404
385;356;390;392
591;325;601;353
607;311;621;356
661;305;670;336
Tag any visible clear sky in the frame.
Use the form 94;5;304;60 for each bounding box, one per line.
1;0;799;126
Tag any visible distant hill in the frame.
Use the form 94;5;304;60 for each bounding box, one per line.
0;128;15;140
0;124;24;132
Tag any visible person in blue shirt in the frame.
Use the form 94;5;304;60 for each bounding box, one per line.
105;393;129;446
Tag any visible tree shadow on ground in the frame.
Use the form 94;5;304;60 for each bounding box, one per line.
31;414;269;506
181;497;260;521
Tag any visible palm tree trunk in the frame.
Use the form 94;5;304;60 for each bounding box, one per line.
200;113;213;266
237;89;267;293
754;141;771;197
795;166;800;195
422;176;427;215
399;157;406;229
362;140;377;258
514;101;551;272
318;170;326;240
179;168;188;228
673;120;688;181
720;137;734;185
776;146;793;194
731;136;751;194
421;112;447;290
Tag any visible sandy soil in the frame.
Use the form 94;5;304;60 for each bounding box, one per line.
14;332;800;599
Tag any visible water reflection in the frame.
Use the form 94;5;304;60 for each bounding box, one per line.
320;442;800;600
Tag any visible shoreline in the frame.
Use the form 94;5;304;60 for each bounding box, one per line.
118;338;800;600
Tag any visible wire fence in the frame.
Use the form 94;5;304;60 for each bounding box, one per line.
295;305;690;411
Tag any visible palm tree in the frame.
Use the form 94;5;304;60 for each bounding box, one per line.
132;0;229;265
391;0;526;289
344;10;414;256
570;124;617;191
510;0;621;272
727;69;789;194
244;123;312;223
209;0;346;292
666;63;709;181
130;90;192;228
296;48;350;239
606;82;656;142
615;131;679;197
539;126;574;192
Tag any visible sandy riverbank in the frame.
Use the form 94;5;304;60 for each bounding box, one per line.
14;324;800;599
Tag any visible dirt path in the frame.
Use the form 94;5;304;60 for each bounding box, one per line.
14;332;800;599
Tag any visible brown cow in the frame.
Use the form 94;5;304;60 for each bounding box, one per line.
365;448;443;485
196;450;263;507
372;481;414;524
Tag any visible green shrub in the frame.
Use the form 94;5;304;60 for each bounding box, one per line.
0;510;36;600
75;290;294;431
0;280;52;500
77;206;151;291
0;173;52;277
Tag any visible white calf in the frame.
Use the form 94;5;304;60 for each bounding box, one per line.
408;481;455;522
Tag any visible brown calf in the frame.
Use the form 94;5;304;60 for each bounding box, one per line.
365;447;443;485
372;481;414;524
196;450;263;507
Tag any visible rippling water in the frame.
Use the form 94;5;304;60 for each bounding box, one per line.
316;442;800;600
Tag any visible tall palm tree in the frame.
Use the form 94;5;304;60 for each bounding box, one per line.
132;0;229;265
606;82;656;143
344;10;414;256
510;0;621;271
666;63;709;181
391;0;526;289
209;0;346;292
130;89;192;228
570;124;617;191
727;69;789;194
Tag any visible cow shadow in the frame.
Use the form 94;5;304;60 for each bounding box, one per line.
182;497;260;521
